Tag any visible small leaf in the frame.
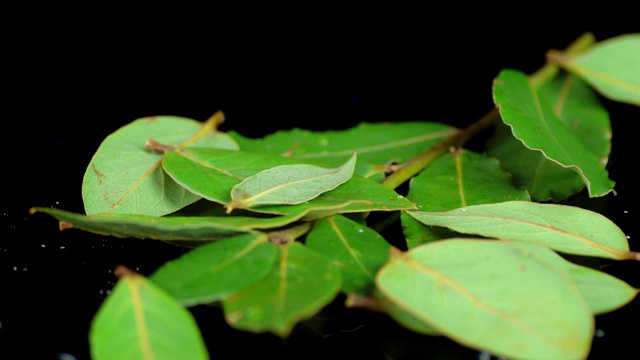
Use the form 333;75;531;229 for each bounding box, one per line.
82;114;238;217
487;73;612;201
492;69;615;197
149;233;278;306
229;121;458;178
227;152;357;212
305;215;391;295
222;242;342;338
507;241;639;314
406;201;637;260
550;33;640;106
401;150;530;248
89;266;209;360
29;206;304;242
376;240;594;359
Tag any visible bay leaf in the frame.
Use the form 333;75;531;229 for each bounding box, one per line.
222;242;342;338
492;69;615;198
226;152;357;212
89;266;209;360
376;239;594;359
406;200;637;260
149;233;278;306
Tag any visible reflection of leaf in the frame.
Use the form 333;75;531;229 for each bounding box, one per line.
229;122;458;178
401;150;529;248
492;69;615;197
507;242;639;315
487;73;612;201
406;201;637;260
150;233;278;306
227;152;357;212
82;114;237;216
306;215;390;295
376;240;593;360
89;266;209;360
29;206;303;242
551;33;640;106
222;242;342;338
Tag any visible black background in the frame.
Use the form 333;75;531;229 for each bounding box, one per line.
2;17;639;360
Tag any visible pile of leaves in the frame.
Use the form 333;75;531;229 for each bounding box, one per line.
31;32;640;359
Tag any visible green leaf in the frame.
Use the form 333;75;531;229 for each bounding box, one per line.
506;241;639;315
149;233;278;306
82;114;238;217
229;121;458;178
222;242;342;338
305;215;391;295
162;148;416;218
487;73;612;201
492;69;615;197
29;206;304;242
89;266;209;360
406;201;637;260
227;152;357;212
376;240;594;359
401;151;530;249
551;33;640;106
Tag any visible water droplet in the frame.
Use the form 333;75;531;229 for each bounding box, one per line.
59;246;66;250
40;244;46;248
477;351;492;360
12;266;17;271
358;229;364;233
397;195;404;198
595;329;605;338
461;208;467;212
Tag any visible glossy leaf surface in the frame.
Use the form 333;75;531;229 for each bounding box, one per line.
558;33;640;105
82;115;237;217
228;152;357;211
493;69;615;197
401;151;530;248
89;267;209;360
406;201;635;260
150;233;278;306
30;206;304;242
487;73;612;201
507;241;638;314
222;242;342;337
229;122;458;178
376;240;593;359
305;215;391;295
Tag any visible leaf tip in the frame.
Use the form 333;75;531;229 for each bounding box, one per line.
114;265;138;279
28;207;38;215
59;221;74;231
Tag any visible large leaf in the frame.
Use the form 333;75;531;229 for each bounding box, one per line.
222;242;342;337
149;233;278;306
29;206;304;242
228;121;458;178
163;148;416;218
89;266;209;360
507;241;638;315
401;150;530;248
227;152;357;212
492;69;615;197
305;215;391;295
487;73;612;201
82;114;238;217
376;240;594;359
551;33;640;106
406;201;637;260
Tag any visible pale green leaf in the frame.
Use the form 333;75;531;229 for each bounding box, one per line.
376;239;594;359
401;150;529;249
554;33;640;106
507;241;639;314
149;233;278;306
89;266;209;360
305;215;391;295
406;200;637;260
492;69;615;197
227;152;357;212
229;121;458;178
487;73;612;201
222;242;342;338
82;115;238;217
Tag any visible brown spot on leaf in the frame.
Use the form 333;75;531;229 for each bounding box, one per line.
59;221;74;231
92;164;106;186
